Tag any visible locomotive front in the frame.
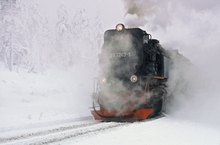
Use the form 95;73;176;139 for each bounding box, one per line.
91;24;168;121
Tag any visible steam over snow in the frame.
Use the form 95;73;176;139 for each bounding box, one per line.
122;0;220;126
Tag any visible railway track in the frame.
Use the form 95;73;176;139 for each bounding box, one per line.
0;120;127;145
0;114;164;145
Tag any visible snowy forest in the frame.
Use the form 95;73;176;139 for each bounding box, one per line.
0;0;102;72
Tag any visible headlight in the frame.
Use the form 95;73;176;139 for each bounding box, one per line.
100;78;107;84
130;75;138;83
116;23;125;31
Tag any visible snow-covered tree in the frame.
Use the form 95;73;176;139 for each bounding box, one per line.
0;0;103;72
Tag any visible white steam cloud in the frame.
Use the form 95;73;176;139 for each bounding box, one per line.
122;0;157;27
122;0;220;126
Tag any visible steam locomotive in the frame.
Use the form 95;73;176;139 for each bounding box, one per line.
91;24;170;121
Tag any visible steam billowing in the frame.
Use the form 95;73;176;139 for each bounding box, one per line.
123;0;157;27
122;0;220;126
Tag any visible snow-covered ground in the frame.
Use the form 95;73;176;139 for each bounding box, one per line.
1;116;220;145
63;117;220;145
0;66;93;129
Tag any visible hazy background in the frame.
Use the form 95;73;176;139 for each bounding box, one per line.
0;0;220;127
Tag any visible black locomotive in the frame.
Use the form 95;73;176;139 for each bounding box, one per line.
91;24;170;121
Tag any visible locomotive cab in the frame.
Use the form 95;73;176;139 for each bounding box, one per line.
91;24;168;121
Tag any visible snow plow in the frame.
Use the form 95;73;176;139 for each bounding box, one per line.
91;24;169;121
91;107;154;121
